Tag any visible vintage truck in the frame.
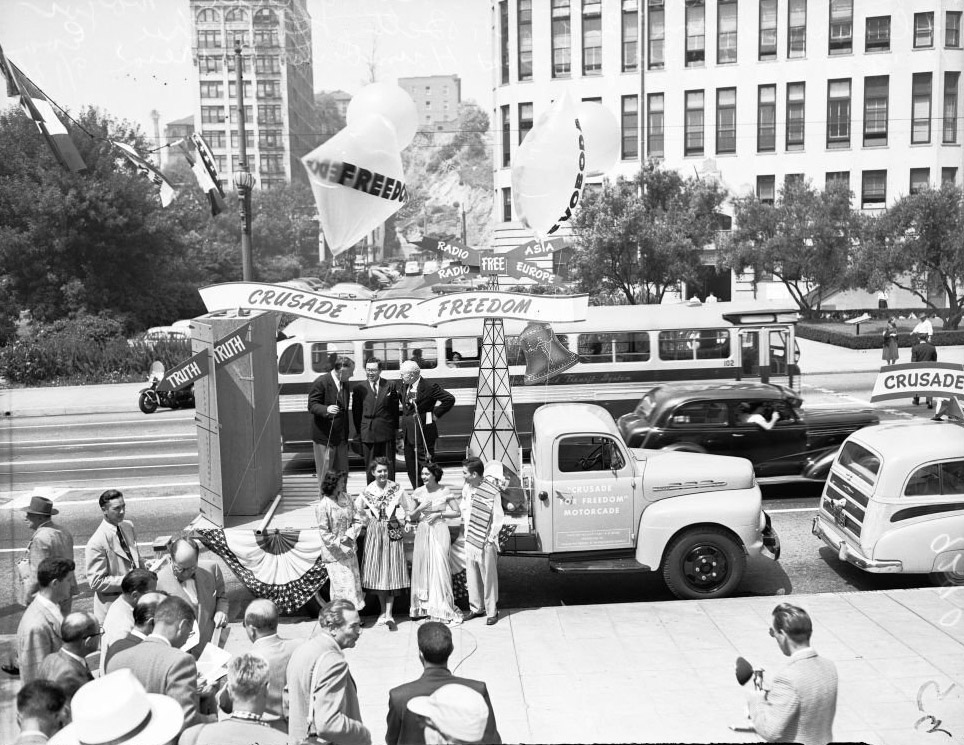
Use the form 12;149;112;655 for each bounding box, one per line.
500;403;781;600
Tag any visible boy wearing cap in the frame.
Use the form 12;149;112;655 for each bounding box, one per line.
17;496;78;612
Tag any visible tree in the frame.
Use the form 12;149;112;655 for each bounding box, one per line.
855;184;964;328
569;163;728;304
720;179;860;316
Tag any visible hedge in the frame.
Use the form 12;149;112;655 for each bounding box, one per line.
796;324;964;349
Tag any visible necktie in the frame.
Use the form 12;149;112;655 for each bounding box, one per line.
115;525;134;565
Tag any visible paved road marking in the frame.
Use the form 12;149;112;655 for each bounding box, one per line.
10;434;197;446
2;417;193;430
0;492;198;513
0;452;198;466
0;539;164;555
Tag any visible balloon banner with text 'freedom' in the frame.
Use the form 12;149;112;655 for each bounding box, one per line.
869;362;964;403
156;322;260;392
199;282;588;328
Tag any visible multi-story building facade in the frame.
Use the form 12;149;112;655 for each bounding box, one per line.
189;0;316;190
399;74;463;131
492;0;964;300
161;115;195;170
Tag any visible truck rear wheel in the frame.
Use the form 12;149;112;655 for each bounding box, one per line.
930;567;964;587
662;528;745;600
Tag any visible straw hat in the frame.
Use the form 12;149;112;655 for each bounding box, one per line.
407;684;488;743
23;496;58;517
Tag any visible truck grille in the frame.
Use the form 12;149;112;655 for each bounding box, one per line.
821;472;868;539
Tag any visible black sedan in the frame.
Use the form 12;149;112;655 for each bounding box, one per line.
616;382;879;480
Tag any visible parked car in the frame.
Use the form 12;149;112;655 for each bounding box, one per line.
812;420;964;586
132;326;190;350
404;260;421;276
616;381;880;480
327;282;376;299
422;260;439;275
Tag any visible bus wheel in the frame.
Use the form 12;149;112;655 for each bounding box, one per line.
662;528;745;600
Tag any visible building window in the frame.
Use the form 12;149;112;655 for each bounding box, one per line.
502;187;512;222
583;1;603;74
648;0;665;69
214;155;226;174
254;56;281;74
519;103;533;144
229;31;249;48
912;72;932;144
757;85;776;152
757;175;776;204
861;170;886;208
229;106;252;125
197;30;221;49
199;56;222;74
552;0;572;76
948;12;962;48
261;154;284;174
717;0;737;64
201;106;226;124
257;105;282;125
647;92;664;157
254;29;279;47
501;105;511;166
865;16;890;52
716;88;736;154
787;0;806;57
499;1;509;84
197;8;219;22
254;8;277;24
827;79;851;148
226;56;250;74
199;82;222;99
944;72;960;144
230;131;255;149
829;0;853;55
622;95;639;158
685;90;705;155
256;81;280;98
201;130;226;149
785;173;804;189
942;167;958;185
786;82;805;150
225;8;248;23
685;1;706;67
826;171;849;190
863;76;889;147
759;0;777;61
259;130;283;148
228;81;252;99
518;0;533;81
622;0;639;71
910;168;930;195
914;12;934;48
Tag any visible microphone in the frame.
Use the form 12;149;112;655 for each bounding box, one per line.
735;656;754;686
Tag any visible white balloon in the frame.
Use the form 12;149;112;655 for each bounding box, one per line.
301;115;407;255
346;82;418;149
575;102;620;177
511;91;585;239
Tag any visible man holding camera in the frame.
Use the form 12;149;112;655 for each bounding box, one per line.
309;356;355;496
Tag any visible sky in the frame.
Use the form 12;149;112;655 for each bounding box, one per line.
0;0;493;141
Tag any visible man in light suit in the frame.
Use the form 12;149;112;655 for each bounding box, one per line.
17;496;78;613
37;613;98;703
309;356;355;494
103;591;166;670
18;557;75;685
285;598;371;745
107;596;214;731
399;359;455;488
155;537;228;659
100;568;157;672
353;356;400;482
747;603;838;745
386;622;500;745
14;680;67;745
84;489;143;623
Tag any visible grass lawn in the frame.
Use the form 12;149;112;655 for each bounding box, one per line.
799;316;941;338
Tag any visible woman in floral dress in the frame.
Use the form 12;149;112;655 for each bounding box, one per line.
408;463;463;624
315;471;365;610
356;457;409;630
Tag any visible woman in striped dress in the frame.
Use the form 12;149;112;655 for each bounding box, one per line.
356;457;410;630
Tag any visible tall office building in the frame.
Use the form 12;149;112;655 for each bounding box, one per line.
399;74;463;131
492;0;964;299
189;0;316;190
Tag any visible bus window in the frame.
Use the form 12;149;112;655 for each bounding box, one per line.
578;334;612;363
278;343;304;375
363;341;402;370
658;329;730;361
445;337;481;368
401;341;437;369
310;342;354;373
614;332;650;362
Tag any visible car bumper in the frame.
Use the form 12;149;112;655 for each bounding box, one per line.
762;511;781;561
812;516;903;573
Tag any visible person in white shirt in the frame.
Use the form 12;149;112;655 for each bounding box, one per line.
460;458;505;626
103;591;167;670
100;568;157;672
913;313;935;339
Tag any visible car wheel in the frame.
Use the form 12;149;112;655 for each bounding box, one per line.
662;528;746;600
930;566;964;587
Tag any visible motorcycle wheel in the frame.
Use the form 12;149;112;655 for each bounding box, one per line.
138;392;158;414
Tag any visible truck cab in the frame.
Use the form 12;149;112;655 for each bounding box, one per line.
504;403;780;599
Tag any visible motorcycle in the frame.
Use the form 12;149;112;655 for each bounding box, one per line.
138;361;195;414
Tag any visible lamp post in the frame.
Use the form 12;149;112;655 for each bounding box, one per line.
233;39;254;281
454;200;466;244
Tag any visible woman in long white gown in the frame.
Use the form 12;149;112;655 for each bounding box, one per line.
315;471;365;610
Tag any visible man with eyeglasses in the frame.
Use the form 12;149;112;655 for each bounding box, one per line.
353;357;400;483
37;613;99;703
746;603;838;745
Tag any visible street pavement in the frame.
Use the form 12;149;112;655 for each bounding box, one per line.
1;339;964;743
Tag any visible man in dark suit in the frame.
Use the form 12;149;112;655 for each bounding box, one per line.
14;679;67;745
353;356;400;482
155;537;228;658
746;603;838;745
18;557;74;685
103;591;166;669
309;355;355;494
386;621;500;745
37;612;98;703
399;359;455;489
911;333;939;408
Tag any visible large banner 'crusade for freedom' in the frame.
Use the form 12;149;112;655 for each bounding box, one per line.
199;282;589;328
869;362;964;403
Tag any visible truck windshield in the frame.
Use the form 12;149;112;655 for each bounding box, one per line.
634;392;657;421
837;441;881;486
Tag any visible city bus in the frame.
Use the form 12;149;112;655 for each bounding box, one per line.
275;300;800;458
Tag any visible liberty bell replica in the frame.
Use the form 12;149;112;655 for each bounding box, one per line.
520;321;580;385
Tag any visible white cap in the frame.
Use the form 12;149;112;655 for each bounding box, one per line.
407;684;488;743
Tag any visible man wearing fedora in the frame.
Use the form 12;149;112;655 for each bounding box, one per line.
85;489;144;623
17;496;78;613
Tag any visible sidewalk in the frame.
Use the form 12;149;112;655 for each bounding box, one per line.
1;586;961;744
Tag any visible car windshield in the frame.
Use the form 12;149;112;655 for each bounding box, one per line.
634;392;657;421
837;440;881;486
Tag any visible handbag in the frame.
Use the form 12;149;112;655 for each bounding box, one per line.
386;516;404;542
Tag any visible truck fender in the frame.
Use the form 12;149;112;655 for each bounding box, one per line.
801;446;841;481
873;514;964;574
635;488;764;570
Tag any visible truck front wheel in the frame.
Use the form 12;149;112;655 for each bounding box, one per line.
662;528;745;600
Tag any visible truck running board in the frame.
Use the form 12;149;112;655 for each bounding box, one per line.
549;558;652;574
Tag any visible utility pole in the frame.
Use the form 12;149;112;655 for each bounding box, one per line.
233;39;255;281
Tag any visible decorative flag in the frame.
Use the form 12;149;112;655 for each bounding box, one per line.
112;141;176;207
180;133;226;216
0;44;86;173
